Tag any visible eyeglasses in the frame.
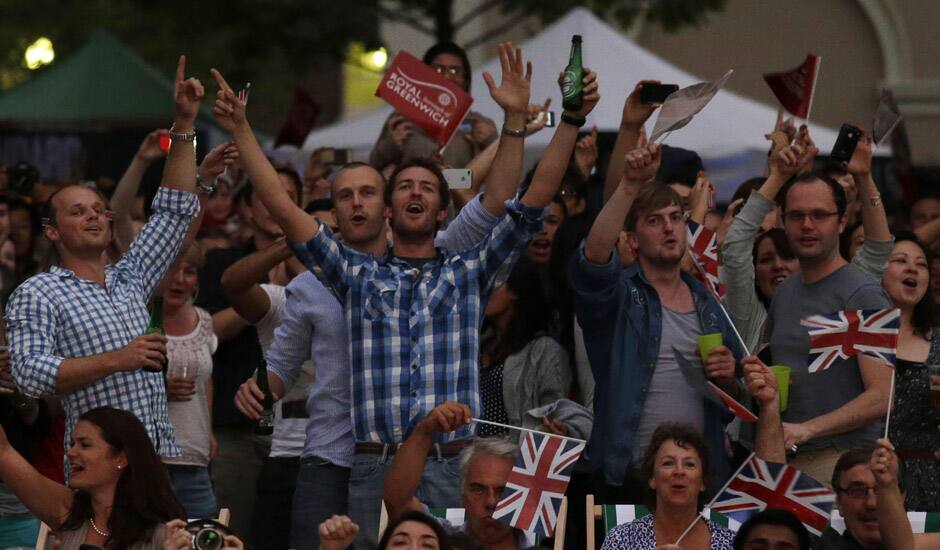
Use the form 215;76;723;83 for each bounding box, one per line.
433;65;465;77
836;484;876;500
783;210;840;224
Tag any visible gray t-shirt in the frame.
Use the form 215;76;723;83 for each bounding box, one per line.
767;264;892;451
634;306;706;463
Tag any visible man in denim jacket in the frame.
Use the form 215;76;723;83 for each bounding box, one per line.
571;142;745;501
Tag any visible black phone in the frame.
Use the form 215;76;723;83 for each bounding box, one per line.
640;84;679;104
831;123;862;162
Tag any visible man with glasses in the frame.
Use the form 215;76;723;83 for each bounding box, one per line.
765;156;893;482
819;440;939;549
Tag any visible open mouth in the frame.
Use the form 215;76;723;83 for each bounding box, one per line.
84;226;101;233
902;277;918;288
530;238;551;252
405;202;425;214
350;213;367;223
772;275;787;285
70;463;85;473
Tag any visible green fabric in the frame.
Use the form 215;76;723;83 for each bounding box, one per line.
0;30;214;126
925;512;940;533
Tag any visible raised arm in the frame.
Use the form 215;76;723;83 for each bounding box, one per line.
211;68;317;244
870;439;915;550
742;357;786;462
161;56;202;194
521;69;599;209
112;130;166;252
0;425;72;529
584;142;660;264
220;239;294;324
475;42;532;216
383;402;472;521
603;81;660;202
847;133;890;243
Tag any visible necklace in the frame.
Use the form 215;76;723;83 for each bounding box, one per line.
90;517;109;537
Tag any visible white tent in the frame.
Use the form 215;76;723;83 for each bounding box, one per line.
302;7;866;198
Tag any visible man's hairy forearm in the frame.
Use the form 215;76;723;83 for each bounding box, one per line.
56;354;119;394
603;124;641;202
805;387;888;441
383;428;434;519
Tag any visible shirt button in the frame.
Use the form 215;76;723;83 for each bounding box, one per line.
411;364;418;371
411;390;417;397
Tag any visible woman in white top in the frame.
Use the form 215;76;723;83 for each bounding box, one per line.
161;241;219;519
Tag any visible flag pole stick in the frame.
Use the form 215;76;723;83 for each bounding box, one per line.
471;418;587;444
675;452;757;545
883;369;896;439
688;251;752;357
804;57;821;127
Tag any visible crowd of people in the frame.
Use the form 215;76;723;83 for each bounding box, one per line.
0;35;937;550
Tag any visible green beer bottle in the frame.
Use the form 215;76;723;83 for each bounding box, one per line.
561;35;584;112
255;360;275;435
143;297;166;373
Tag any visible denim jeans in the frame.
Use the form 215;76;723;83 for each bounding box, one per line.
348;448;462;549
167;464;219;520
289;456;352;550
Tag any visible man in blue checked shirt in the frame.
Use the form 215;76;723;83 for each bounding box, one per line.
5;56;203;469
213;42;599;545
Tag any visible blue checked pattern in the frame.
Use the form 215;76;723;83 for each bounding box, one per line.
292;199;545;444
6;188;199;462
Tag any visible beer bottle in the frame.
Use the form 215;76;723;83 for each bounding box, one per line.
255;361;275;435
143;297;166;373
561;35;584;112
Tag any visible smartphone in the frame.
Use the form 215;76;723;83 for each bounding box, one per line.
158;130;171;153
831;123;862;162
442;168;472;190
542;110;556;127
317;149;350;165
640;84;679;104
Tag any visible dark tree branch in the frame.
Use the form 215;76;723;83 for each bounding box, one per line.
374;3;437;37
462;10;530;50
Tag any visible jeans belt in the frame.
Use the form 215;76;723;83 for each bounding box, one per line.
355;440;470;458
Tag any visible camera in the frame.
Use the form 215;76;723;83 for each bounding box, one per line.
186;518;230;550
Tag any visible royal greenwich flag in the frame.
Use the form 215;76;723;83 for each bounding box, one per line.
800;308;900;373
492;431;585;538
376;51;473;147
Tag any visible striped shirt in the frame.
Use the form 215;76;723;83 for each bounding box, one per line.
7;187;199;461
292;199;544;444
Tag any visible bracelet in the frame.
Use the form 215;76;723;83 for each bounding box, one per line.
169;125;196;142
196;173;218;194
869;194;882;207
561;113;586;128
501;125;525;138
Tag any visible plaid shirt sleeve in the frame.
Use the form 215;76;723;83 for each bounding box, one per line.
119;187;200;298
475;198;546;295
6;285;65;397
290;224;373;301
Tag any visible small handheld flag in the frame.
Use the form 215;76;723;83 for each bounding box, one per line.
801;308;900;373
686;219;725;299
492;431;585;538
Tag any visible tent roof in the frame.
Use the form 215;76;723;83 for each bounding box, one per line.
0;30;213;128
304;7;874;159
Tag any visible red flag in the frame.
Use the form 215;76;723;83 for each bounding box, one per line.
275;85;320;147
708;381;758;422
376;51;473;147
763;54;820;118
686;219;725;299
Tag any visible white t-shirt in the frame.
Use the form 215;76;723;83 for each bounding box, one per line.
256;284;315;458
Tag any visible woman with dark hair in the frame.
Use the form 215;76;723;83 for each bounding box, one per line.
600;423;734;550
477;258;572;437
0;406;184;548
370;41;497;170
880;233;940;511
319;511;453;550
732;509;810;550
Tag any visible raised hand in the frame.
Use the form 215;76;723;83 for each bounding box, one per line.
742;356;778;407
574;126;599;178
136;130;169;162
210;68;248;133
319;515;360;550
482;42;532;114
716;197;744;246
845;130;874;177
622;80;661;128
768;125;817;177
524;98;552;136
622;140;661;184
199;141;239;181
870;438;899;488
560;69;600;118
416;402;472;436
689;171;715;218
387;113;414;146
173;56;204;123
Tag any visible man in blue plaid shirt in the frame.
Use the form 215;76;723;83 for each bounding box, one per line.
5;56;203;467
212;43;600;544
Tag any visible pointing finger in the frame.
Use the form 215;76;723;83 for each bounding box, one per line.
175;55;186;84
210;68;235;95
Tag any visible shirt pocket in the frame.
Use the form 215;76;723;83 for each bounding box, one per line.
426;277;458;316
363;278;398;321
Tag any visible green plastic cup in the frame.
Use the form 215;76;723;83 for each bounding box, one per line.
697;333;723;363
770;365;791;412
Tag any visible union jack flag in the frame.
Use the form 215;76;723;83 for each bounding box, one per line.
800;308;900;373
711;455;835;537
492;431;585;537
686;219;725;298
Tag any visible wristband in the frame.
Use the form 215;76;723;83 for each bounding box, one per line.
501;125;526;138
561;113;586;128
869;194;882;207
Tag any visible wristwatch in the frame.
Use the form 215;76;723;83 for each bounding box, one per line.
169;125;197;142
196;173;218;194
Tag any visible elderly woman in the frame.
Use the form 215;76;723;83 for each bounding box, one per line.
601;423;735;550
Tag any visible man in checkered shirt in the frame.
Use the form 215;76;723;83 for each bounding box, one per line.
5;57;204;466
